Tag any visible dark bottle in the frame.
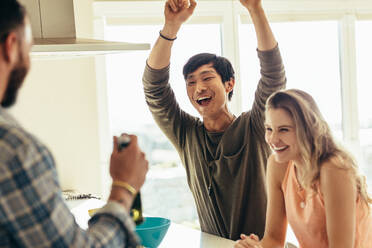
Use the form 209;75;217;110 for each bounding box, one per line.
117;134;144;225
130;192;144;225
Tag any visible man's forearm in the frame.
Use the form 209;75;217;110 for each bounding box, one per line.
248;6;277;51
147;24;181;69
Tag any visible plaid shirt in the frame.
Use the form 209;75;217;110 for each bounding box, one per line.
0;108;140;247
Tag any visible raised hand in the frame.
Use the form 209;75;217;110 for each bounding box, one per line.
239;0;262;11
164;0;197;27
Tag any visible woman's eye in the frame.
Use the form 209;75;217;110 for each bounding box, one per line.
265;127;272;132
280;128;289;132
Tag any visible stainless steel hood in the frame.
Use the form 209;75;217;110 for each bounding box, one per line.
19;0;150;57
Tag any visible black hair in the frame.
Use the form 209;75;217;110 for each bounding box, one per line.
183;53;235;101
0;0;26;43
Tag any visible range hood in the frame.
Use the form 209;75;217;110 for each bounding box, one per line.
19;0;150;57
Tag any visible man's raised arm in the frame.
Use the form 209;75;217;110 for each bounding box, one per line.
240;0;277;51
147;0;197;69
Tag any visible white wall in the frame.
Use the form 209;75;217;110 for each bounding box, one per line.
9;57;105;196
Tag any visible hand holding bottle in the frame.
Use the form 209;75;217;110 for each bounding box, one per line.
109;134;148;211
110;134;148;191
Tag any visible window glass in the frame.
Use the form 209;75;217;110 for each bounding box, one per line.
239;21;342;140
105;24;221;227
356;20;372;190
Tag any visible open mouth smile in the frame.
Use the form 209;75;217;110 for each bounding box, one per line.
271;145;289;152
196;96;212;106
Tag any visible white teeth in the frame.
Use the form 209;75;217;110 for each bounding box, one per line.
272;146;287;151
197;96;211;101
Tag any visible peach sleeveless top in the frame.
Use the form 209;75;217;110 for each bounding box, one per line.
281;162;372;248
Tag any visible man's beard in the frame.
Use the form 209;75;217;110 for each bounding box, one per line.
1;61;27;108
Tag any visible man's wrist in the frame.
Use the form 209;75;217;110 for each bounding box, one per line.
159;30;177;41
162;23;181;39
109;186;134;210
112;180;137;195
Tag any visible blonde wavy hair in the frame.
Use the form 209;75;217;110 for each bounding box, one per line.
266;89;372;206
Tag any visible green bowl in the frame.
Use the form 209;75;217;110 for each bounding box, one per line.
135;217;171;248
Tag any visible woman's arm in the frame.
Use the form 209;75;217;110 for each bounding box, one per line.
235;155;288;248
261;155;289;247
320;159;357;248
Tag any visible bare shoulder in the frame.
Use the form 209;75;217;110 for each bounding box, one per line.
319;156;356;197
267;154;289;186
320;156;354;182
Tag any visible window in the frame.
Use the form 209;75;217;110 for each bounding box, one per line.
356;20;372;190
105;24;221;227
239;20;342;140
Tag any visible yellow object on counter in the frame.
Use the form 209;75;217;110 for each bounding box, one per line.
88;208;101;217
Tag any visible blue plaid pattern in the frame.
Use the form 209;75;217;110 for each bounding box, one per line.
0;108;140;247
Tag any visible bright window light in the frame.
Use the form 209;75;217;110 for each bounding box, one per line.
239;21;342;140
356;20;372;190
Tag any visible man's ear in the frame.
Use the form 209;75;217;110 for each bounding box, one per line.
2;32;19;64
225;78;235;93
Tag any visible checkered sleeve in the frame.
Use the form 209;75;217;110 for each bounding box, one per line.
0;125;139;247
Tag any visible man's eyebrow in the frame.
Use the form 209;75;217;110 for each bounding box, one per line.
186;70;216;80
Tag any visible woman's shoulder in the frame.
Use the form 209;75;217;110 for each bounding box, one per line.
320;154;354;176
319;155;356;196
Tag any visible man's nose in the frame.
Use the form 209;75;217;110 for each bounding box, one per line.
196;81;207;93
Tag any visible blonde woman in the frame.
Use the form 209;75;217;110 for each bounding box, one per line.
235;89;372;248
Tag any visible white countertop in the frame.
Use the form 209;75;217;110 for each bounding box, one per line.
66;199;297;248
66;199;235;247
159;222;235;248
